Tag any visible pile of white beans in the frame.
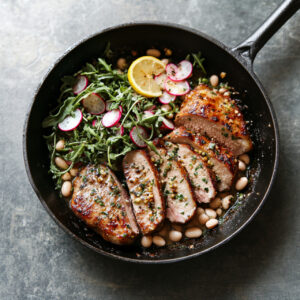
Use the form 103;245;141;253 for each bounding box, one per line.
54;140;79;197
141;153;250;248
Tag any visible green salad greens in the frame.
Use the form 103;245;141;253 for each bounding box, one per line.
43;48;206;190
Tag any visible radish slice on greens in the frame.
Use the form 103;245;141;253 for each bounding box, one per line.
166;63;179;81
158;91;176;104
58;109;83;131
159;117;175;130
130;126;148;148
115;123;124;136
165;79;190;96
143;110;154;118
82;93;105;115
92;119;98;127
172;60;193;81
101;109;122;128
73;75;88;95
154;73;167;89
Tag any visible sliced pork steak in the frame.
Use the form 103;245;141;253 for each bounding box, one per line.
70;164;139;245
175;84;252;155
149;145;196;224
165;142;217;203
123;150;165;235
165;127;237;191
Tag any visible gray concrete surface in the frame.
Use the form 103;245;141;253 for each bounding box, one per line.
0;0;299;299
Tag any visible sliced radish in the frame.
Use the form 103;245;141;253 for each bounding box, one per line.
119;105;123;114
73;75;88;95
115;123;124;136
158;91;176;104
160;117;175;130
143;110;155;118
166;63;179;81
82;93;105;115
92;119;98;127
173;60;193;81
58;109;82;131
154;73;167;89
101;109;122;128
165;79;190;96
130;126;148;148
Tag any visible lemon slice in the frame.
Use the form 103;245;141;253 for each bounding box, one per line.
128;56;165;98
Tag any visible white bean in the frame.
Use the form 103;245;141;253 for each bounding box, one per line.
55;157;68;170
210;75;219;87
199;213;209;225
196;207;205;216
169;230;182;242
205;208;217;219
239;154;250;165
70;168;79;177
222;195;233;210
146;49;161;57
141;236;152;248
185;227;202;238
164;48;172;56
238;160;246;171
223;91;231;97
117;58;127;70
209;198;221;209
61;172;71;181
216;208;223;216
206;218;219;229
161;58;169;65
220;72;226;79
61;181;72;197
235;177;248;191
219;87;227;94
55;140;65;151
153;235;165;247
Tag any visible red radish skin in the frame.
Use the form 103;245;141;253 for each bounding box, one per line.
166;63;179;81
73;75;88;95
165;79;190;96
154;73;168;89
115;123;124;136
58;109;83;131
160;117;175;130
92;120;97;127
130;126;148;148
82;93;106;115
119;105;123;114
171;60;193;81
143;110;155;118
101;109;122;128
158;91;176;104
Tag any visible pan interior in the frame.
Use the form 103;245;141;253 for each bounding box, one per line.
25;24;277;262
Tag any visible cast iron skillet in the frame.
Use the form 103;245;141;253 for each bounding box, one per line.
23;0;299;263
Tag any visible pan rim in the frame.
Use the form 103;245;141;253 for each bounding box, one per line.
23;21;279;264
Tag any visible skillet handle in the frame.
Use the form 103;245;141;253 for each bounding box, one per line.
232;0;299;68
